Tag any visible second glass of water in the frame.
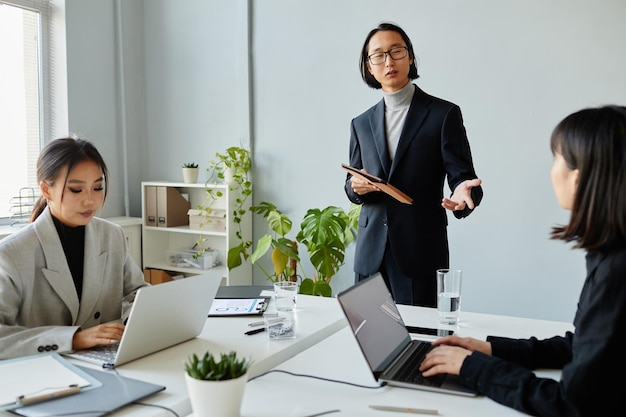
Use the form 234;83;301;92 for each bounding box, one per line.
436;269;462;324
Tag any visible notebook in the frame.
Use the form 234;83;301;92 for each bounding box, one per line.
64;273;221;368
336;273;477;397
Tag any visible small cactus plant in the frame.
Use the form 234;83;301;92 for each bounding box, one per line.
184;351;251;381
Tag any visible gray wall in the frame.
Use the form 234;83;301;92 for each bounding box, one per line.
63;0;626;322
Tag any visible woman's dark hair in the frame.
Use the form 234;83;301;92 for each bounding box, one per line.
30;137;109;222
550;105;626;252
359;22;419;89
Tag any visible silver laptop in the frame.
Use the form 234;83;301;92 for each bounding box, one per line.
65;273;221;368
336;273;477;397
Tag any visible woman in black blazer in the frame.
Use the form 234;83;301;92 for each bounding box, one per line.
420;105;626;416
345;23;483;307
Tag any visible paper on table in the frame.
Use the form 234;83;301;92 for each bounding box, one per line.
341;164;413;205
209;298;269;316
0;353;98;409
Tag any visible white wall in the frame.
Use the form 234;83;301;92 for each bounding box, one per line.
64;0;626;322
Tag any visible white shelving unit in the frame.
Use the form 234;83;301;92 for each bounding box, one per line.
140;181;252;286
107;216;142;269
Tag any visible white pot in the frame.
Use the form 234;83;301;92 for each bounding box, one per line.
185;372;247;417
223;166;235;185
182;167;199;183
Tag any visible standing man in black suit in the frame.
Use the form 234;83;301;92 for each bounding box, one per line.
344;22;483;307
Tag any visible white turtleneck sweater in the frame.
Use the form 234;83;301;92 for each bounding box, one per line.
382;82;414;161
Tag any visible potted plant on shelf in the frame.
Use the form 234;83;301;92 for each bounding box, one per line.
184;350;252;417
194;146;253;258
228;201;360;297
206;146;252;186
181;162;199;183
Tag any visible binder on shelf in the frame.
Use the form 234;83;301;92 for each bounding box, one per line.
156;186;191;227
144;186;157;226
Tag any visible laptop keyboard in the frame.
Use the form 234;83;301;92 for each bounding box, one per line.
70;343;119;364
395;342;446;387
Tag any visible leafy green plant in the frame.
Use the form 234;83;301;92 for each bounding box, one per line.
207;147;251;185
182;162;198;168
195;146;253;257
296;205;357;296
244;201;300;282
229;201;360;297
184;351;251;381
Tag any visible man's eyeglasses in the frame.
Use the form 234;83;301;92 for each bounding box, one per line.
367;46;409;65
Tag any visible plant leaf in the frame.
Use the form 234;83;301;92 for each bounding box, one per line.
227;243;247;270
312;281;332;297
299;278;314;295
271;247;288;275
251;234;272;264
267;210;292;236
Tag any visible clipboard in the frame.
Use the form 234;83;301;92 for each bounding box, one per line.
0;353;102;411
12;365;165;417
208;297;270;316
341;164;413;204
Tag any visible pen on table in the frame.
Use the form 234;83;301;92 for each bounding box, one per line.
244;327;265;336
248;317;284;327
17;384;81;406
369;405;439;415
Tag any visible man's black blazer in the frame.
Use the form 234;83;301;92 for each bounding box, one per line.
344;85;483;279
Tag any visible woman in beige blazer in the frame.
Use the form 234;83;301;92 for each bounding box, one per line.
0;138;147;359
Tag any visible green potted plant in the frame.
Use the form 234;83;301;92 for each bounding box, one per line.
181;162;199;183
184;350;251;417
296;204;358;296
228;201;360;297
207;147;252;186
194;146;253;258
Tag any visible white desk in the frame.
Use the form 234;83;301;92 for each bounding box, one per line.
1;294;346;417
1;298;573;417
236;306;574;417
115;293;347;417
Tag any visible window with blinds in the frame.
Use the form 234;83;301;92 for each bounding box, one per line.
0;0;51;223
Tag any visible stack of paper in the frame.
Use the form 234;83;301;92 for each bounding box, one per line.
188;208;227;231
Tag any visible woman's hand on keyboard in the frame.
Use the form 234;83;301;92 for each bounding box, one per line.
419;336;492;377
72;322;125;350
431;335;492;356
419;344;470;377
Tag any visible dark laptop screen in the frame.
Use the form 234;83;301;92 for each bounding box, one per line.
337;274;412;376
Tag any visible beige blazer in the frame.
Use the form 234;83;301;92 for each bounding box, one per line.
0;207;147;359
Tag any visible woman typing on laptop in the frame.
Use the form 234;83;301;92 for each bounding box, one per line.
419;105;626;416
0;137;147;360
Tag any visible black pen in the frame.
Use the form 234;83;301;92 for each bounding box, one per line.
244;327;265;336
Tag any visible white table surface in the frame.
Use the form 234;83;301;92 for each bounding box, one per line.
1;297;574;417
233;306;574;417
1;293;346;417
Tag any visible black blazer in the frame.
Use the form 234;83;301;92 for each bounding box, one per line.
344;85;483;278
460;246;626;416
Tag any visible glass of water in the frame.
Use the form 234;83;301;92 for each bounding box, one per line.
273;281;298;311
436;269;462;325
